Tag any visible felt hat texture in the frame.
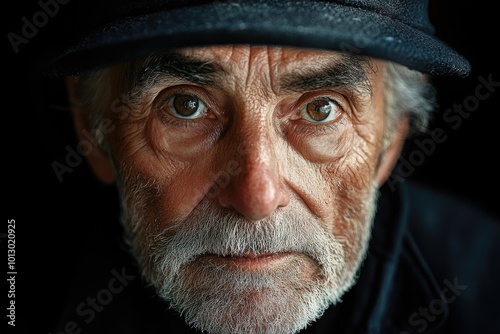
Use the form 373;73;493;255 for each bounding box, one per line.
45;0;471;77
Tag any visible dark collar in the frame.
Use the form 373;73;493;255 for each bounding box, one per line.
306;182;448;333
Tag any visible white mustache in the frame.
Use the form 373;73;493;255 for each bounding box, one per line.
149;202;346;287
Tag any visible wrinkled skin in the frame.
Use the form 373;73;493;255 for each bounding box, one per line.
68;45;408;333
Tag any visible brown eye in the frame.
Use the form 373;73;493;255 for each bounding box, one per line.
304;99;342;123
166;94;206;119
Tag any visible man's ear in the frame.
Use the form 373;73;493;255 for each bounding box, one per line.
376;114;410;186
66;76;116;184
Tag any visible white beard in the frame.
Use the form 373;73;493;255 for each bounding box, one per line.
118;179;379;334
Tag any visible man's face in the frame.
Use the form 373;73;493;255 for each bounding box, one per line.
104;46;388;333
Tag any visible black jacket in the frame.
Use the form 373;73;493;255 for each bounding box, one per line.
49;181;500;334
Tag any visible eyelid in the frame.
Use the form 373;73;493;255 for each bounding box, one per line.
168;94;207;119
157;85;231;121
152;85;232;134
155;86;206;108
303;98;342;122
290;91;349;122
293;91;349;112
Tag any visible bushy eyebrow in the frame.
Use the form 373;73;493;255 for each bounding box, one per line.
279;55;373;97
126;51;226;96
125;50;373;99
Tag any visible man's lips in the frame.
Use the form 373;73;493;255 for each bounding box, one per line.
199;252;293;270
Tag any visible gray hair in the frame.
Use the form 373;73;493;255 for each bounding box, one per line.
383;61;436;135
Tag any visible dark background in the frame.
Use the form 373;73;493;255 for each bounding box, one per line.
4;0;500;333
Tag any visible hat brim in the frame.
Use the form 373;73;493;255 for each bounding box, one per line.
45;1;471;77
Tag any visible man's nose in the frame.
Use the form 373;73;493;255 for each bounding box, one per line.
217;133;290;221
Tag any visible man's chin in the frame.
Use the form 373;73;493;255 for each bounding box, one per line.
191;251;317;275
155;254;352;334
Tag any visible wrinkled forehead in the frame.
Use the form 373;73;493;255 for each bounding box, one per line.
179;45;349;71
117;45;378;98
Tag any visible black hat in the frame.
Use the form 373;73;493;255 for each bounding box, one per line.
45;0;471;77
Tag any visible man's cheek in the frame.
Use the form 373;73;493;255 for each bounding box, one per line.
135;169;215;224
148;114;222;161
109;119;150;163
115;140;218;225
284;123;354;164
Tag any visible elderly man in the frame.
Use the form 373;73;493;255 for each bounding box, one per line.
37;0;498;333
